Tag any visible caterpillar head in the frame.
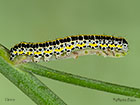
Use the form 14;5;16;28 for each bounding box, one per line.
122;38;128;53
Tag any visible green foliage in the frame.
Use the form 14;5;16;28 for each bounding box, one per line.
19;63;140;98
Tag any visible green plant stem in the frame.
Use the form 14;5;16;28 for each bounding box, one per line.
19;63;140;98
0;44;66;105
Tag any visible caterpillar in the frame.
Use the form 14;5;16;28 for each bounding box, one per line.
10;35;128;62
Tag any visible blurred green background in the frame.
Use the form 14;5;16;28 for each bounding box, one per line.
0;0;140;105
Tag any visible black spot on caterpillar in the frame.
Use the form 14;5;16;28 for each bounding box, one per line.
10;35;128;62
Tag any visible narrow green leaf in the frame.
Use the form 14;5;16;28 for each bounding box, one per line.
0;44;67;105
19;62;140;98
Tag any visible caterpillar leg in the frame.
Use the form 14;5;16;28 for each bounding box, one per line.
103;49;115;57
72;51;79;59
33;55;42;62
44;57;50;62
43;53;53;62
55;52;61;59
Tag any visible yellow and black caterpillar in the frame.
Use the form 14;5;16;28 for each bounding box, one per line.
10;35;128;62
